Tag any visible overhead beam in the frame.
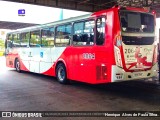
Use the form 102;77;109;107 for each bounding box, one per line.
0;21;39;30
2;0;160;17
3;0;97;12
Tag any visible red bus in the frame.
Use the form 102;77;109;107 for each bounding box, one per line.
5;6;158;84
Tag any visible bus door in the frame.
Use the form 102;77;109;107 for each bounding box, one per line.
39;27;55;75
29;48;40;73
29;30;41;73
20;47;31;71
20;32;31;71
39;47;53;75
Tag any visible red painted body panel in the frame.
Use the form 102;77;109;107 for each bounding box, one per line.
19;59;29;72
42;66;55;76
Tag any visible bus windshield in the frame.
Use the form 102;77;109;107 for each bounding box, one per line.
119;11;154;33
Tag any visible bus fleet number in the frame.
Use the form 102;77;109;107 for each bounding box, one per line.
82;53;95;60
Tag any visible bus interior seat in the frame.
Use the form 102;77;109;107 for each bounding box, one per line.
90;34;94;42
81;34;88;42
73;34;78;42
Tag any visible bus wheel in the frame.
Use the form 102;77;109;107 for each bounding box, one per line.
15;59;21;73
56;63;68;84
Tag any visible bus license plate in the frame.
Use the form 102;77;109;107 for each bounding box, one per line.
134;72;143;77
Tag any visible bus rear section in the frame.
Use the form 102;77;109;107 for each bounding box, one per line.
112;7;158;82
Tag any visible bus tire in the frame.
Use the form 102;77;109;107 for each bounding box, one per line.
56;63;68;84
15;58;21;73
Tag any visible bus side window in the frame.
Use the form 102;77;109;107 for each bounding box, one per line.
12;33;21;47
30;30;41;47
21;32;30;47
73;20;95;46
42;27;54;47
96;17;105;45
55;24;71;46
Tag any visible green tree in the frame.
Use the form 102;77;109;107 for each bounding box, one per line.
0;39;5;49
0;39;5;56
